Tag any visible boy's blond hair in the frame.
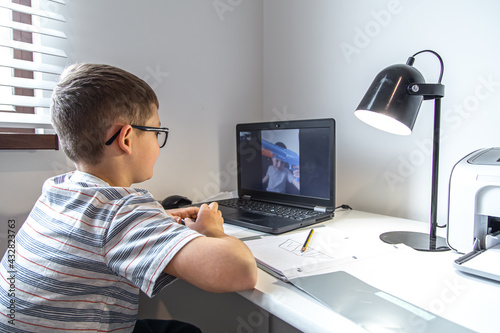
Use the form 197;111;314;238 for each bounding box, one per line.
51;63;159;165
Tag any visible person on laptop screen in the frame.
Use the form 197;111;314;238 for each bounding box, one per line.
262;140;300;194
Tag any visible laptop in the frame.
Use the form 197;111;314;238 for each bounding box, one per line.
217;118;336;234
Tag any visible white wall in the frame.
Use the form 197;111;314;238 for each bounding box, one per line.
263;0;500;224
64;0;263;203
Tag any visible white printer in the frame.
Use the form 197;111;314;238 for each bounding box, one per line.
448;147;500;254
448;148;500;282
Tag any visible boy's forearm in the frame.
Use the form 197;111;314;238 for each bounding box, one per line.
164;235;258;293
201;235;258;292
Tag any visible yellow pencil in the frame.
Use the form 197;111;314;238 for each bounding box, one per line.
301;229;314;252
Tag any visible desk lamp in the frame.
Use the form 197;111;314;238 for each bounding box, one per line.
354;49;449;252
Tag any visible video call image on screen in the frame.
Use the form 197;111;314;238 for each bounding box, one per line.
238;127;331;200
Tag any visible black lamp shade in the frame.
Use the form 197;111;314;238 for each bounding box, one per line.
355;64;425;135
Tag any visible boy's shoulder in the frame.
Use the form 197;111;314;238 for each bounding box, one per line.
45;171;152;204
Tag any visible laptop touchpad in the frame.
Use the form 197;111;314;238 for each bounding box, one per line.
227;211;267;222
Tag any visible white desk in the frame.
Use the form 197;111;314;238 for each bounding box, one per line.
140;210;500;332
231;210;500;333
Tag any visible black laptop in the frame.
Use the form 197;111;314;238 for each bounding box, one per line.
218;118;336;234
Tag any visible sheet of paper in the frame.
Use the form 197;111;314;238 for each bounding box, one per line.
244;227;358;279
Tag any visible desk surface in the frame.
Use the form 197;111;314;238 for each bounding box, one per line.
224;210;500;333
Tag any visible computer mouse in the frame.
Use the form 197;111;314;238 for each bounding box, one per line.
161;195;192;209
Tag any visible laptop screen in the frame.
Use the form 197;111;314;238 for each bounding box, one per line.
236;118;335;210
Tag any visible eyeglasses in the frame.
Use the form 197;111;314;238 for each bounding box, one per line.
105;125;169;148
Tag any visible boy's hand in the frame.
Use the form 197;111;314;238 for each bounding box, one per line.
166;206;199;223
163;201;257;292
184;202;224;237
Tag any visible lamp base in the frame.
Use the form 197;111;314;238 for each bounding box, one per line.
380;231;450;252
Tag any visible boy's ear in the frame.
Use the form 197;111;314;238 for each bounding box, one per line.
117;125;133;155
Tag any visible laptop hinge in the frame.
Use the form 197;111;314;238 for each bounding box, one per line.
314;206;327;213
242;195;251;200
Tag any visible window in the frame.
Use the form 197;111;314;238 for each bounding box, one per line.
0;0;66;150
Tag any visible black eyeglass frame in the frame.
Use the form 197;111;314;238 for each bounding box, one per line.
105;125;169;148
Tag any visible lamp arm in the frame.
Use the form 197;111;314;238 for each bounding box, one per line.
407;50;446;250
407;50;445;83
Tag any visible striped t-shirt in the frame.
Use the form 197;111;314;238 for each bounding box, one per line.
0;171;202;332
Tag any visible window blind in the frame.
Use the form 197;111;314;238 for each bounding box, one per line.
0;0;66;149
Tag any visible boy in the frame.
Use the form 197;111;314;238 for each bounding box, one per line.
0;63;257;332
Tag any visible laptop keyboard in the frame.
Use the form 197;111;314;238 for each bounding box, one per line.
218;198;322;221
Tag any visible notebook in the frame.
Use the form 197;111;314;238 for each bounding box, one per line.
217;118;336;234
